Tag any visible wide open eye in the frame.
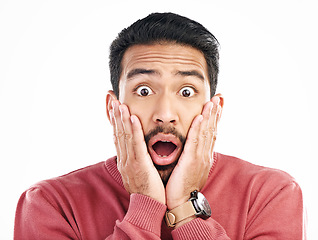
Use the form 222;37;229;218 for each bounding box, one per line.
135;86;153;97
179;86;196;97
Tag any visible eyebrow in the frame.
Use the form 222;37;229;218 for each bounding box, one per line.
127;68;159;80
175;70;204;81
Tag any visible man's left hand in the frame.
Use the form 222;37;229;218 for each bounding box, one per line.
165;96;221;212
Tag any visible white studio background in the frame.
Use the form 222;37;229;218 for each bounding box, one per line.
0;0;317;239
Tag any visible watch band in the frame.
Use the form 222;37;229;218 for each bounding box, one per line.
165;201;196;227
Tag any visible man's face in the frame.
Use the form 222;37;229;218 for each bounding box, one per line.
117;43;211;183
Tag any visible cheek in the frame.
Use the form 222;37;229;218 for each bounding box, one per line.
124;101;153;132
180;105;203;133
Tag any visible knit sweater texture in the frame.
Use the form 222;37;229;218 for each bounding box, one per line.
14;152;305;239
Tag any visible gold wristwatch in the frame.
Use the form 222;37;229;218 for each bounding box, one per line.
165;190;211;227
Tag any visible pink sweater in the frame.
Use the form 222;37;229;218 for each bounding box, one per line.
14;153;305;239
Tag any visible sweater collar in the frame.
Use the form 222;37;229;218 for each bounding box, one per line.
104;156;124;188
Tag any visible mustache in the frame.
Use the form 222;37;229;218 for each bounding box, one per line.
144;126;186;146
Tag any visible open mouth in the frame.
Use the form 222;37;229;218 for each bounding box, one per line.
148;133;182;166
152;141;177;158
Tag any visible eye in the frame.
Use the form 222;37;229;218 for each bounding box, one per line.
179;86;196;97
135;86;153;97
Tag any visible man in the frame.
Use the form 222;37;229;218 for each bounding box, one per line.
14;12;305;239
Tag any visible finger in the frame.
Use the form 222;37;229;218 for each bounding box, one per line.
208;97;221;155
112;100;127;164
110;108;123;171
210;105;221;153
197;101;214;163
119;104;135;161
130;115;150;162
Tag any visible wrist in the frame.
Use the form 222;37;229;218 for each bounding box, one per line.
167;197;189;210
126;194;167;233
165;190;211;228
174;215;197;229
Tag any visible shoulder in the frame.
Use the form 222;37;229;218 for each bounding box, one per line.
210;152;301;199
208;153;303;216
23;156;122;203
214;152;296;184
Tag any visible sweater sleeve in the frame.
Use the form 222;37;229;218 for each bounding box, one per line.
106;193;167;239
172;218;231;239
171;182;305;239
15;188;167;240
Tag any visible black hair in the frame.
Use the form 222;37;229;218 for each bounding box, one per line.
109;12;220;98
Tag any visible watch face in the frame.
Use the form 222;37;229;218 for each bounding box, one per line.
196;192;211;217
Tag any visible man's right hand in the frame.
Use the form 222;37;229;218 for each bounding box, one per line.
110;100;166;204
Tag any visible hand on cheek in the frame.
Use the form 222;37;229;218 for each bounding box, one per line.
165;96;221;210
110;100;165;204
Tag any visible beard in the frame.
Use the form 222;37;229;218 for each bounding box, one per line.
153;161;178;187
145;126;186;186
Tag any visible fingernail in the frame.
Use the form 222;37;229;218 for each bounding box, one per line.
130;115;135;124
119;105;123;114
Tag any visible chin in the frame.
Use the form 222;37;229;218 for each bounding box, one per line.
154;161;177;187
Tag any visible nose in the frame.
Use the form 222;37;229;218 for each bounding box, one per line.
152;95;179;125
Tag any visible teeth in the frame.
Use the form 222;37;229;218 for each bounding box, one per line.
158;155;168;158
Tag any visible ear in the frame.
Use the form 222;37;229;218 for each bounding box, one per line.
106;90;118;123
212;93;224;122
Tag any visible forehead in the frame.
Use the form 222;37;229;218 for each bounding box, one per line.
120;43;208;79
